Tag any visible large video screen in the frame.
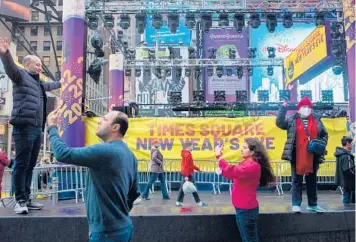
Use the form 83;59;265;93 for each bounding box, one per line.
0;0;30;21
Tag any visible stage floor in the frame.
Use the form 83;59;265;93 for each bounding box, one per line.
0;190;354;217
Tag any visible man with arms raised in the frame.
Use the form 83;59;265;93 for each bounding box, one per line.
47;109;140;242
0;37;63;214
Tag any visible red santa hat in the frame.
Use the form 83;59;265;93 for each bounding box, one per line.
297;97;313;110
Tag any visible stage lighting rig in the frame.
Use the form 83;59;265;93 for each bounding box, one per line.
267;47;276;58
279;90;291;101
331;40;344;58
283;12;293;28
236;90;248;103
233;13;245;33
135;69;141;77
266;14;277;33
193;90;205;102
165;67;171;76
175;67;182;78
236;66;243;79
185;68;192;77
168;13;179;33
188;47;196;59
247;66;253;76
154;66;162;78
315;12;325;26
117;30;124;40
226;67;233;76
267;66;274;76
208;47;217;59
91;35;104;58
135;13;146;34
104;14;114;29
185;13;196;29
214;91;226;102
148;49;155;61
228;48;236;59
332;58;344;75
248;48;257;58
330;22;343;39
125;68;132;77
321;90;334;103
300;90;313;100
207;66;214;76
258;90;269;102
218;12;229;28
152;13;163;29
201;13;212;33
216;66;224;78
87;13;98;30
249;13;260;28
170;91;182;105
120;14;131;30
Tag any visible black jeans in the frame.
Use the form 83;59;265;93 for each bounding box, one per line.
235;207;259;242
176;175;200;203
12;125;42;202
291;162;318;206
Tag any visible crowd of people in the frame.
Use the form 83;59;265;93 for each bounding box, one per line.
0;35;355;242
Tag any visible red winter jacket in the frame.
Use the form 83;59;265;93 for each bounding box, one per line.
181;150;200;177
0;152;9;198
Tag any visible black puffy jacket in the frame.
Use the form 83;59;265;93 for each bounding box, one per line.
0;51;61;130
275;106;328;163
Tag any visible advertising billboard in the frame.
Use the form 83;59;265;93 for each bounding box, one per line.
203;28;249;102
250;23;316;102
0;0;30;21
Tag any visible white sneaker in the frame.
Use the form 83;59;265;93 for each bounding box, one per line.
292;206;301;213
27;200;44;210
133;198;141;205
176;202;183;207
14;201;28;214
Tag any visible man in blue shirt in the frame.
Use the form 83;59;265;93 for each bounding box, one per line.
47;109;140;242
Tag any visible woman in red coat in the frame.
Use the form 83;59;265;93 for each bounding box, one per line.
0;149;10;198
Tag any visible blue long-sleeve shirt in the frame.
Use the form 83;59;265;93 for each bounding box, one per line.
48;126;140;232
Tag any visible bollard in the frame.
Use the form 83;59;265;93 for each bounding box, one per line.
51;177;59;205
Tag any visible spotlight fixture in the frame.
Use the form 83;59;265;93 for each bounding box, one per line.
228;48;236;59
321;90;334;103
216;66;224;78
235;90;248;103
201;13;212;33
154;66;162;79
104;14;114;29
315;12;325;26
125;68;132;77
258;90;269;102
185;68;191;77
248;47;257;58
165;68;171;76
267;47;276;58
300;90;312;100
330;22;342;39
218;12;229;28
249;13;260;28
122;41;129;49
331;40;344;58
207;66;214;77
152;13;163;29
170;91;182;105
226;67;233;76
188;47;196;59
332;58;344;75
94;48;104;58
144;67;150;76
214;90;226;102
283;12;293;28
266;14;277;33
135;69;141;77
208;47;217;59
120;14;130;30
233;13;245;33
185;13;196;29
247;66;253;76
267;66;274;76
168;13;179;34
148;49;155;60
135;13;146;34
193;90;205;102
117;30;124;40
87;13;98;30
195;66;202;79
175;67;182;78
279;90;291;101
168;46;175;59
236;66;243;79
90;35;104;58
88;59;108;84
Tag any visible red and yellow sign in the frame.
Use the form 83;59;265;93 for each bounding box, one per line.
285;26;328;84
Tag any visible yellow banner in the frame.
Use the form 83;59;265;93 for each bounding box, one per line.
285;26;328;84
84;117;346;163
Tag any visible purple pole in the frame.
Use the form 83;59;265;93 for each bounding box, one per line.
108;53;125;110
58;0;86;147
344;0;355;122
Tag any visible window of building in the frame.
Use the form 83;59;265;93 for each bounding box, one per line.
58;0;63;6
44;26;50;36
16;41;25;51
43;56;50;66
56;41;62;51
18;56;24;64
57;26;62;36
58;11;63;18
32;0;39;6
57;56;62;68
16;26;25;35
46;11;52;21
43;41;51;51
30;41;37;51
31;11;39;21
30;26;38;36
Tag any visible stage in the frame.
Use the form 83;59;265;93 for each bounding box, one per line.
0;191;354;242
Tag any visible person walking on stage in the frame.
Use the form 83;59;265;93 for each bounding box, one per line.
47;109;140;242
176;141;208;207
141;139;170;200
335;136;355;206
276;97;328;213
0;37;63;214
215;138;275;242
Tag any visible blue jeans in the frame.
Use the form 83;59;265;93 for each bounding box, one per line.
12;125;42;202
89;225;133;242
235;207;259;242
142;172;169;199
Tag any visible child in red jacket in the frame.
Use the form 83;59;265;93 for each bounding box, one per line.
0;149;10;198
176;141;208;207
